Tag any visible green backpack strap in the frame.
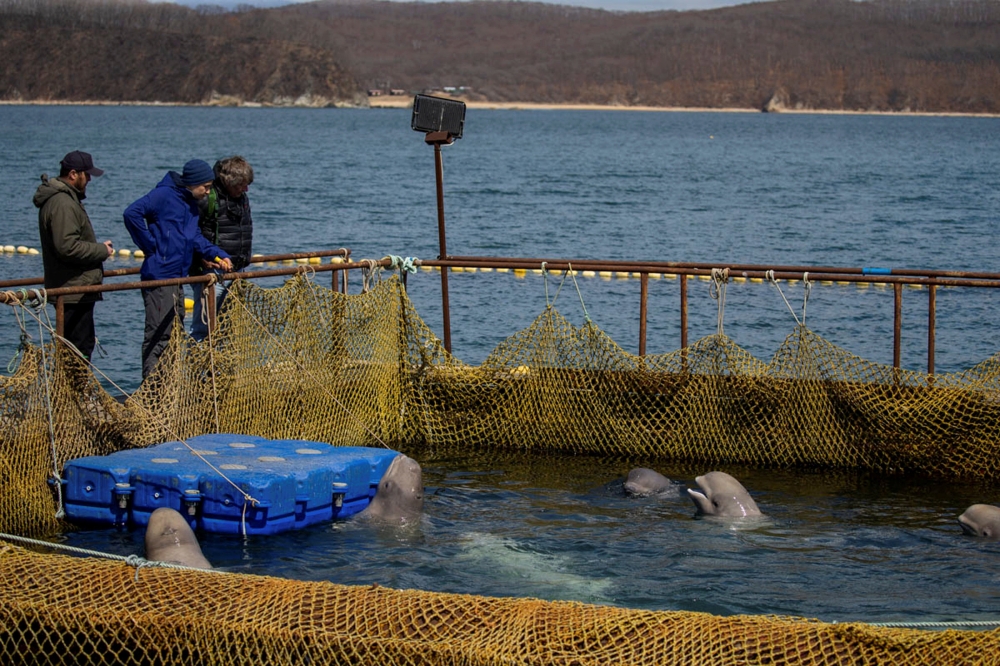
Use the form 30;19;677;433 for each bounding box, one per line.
205;187;219;243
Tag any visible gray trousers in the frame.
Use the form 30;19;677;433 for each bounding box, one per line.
141;285;184;380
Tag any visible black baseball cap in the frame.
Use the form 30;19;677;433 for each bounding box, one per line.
60;151;104;177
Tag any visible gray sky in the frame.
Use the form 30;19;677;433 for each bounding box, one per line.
162;0;761;14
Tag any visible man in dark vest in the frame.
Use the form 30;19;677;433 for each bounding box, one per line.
190;156;254;342
34;151;115;361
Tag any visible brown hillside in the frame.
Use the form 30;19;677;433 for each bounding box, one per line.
0;7;367;106
266;0;1000;112
1;0;999;112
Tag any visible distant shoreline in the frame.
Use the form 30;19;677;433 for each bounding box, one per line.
371;96;1000;118
2;97;998;118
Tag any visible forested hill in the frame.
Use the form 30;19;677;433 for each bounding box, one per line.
1;0;999;113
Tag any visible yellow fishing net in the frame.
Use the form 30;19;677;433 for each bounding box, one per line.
2;544;998;665
3;273;1000;663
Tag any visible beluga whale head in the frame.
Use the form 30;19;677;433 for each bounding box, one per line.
687;471;762;518
623;468;681;498
144;507;213;569
358;454;424;526
958;504;1000;539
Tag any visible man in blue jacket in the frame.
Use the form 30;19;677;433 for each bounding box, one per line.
124;160;233;380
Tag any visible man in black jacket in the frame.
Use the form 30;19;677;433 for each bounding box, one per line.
34;151;115;361
190;156;254;342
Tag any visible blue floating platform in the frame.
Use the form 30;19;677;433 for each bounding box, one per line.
59;434;400;535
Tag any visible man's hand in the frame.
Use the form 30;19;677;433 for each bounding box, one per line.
103;240;114;258
206;256;234;272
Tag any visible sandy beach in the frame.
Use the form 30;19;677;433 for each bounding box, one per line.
369;95;1000;118
2;96;997;118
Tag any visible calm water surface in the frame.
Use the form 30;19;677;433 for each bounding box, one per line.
3;105;1000;624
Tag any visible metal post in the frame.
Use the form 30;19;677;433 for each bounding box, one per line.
680;274;688;373
426;131;453;353
639;273;648;356
927;284;936;376
893;283;902;369
680;274;688;350
206;279;217;337
343;249;351;294
55;295;65;342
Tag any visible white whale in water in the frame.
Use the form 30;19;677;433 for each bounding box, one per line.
144;507;212;569
357;454;424;526
623;467;682;497
686;471;762;518
455;532;613;603
958;504;1000;539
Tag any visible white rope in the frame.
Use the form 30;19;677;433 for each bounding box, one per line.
4;292;67;519
550;265;571;311
802;272;812;327
710;268;729;336
867;619;1000;629
766;269;802;327
5;295;262;511
540;262;550;307
567;263;591;323
360;259;381;292
227;276;392;449
204;274;221;434
0;533;226;581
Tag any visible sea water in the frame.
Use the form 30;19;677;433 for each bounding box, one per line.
2;105;1000;624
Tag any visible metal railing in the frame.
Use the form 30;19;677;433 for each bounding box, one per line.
0;249;355;341
428;256;1000;375
5;250;1000;375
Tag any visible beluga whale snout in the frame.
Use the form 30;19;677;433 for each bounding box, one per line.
687;471;762;518
358;453;424;526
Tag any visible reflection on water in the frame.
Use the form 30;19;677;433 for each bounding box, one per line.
57;450;1000;624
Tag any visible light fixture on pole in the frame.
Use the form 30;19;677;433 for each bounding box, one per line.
412;94;466;354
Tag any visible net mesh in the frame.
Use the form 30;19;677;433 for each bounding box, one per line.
3;273;1000;663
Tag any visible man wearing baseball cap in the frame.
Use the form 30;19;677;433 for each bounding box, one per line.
33;150;115;362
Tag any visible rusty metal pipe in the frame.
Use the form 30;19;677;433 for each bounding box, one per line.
639;273;648;356
0;249;352;291
893;283;902;369
928;285;936;376
429;138;453;353
55;295;64;341
0;258;391;301
680;274;688;372
421;260;1000;289
446;255;1000;281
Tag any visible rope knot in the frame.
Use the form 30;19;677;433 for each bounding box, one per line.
709;268;729;336
383;255;418;274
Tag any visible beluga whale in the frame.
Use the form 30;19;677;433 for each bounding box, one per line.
357;453;424;526
686;471;762;518
958;504;1000;539
144;507;213;569
623;468;682;498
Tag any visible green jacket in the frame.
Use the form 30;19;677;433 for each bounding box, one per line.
34;175;107;304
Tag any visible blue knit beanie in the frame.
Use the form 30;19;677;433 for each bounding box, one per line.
179;159;215;187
